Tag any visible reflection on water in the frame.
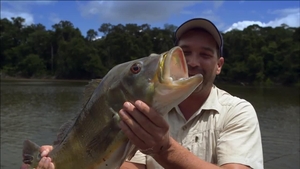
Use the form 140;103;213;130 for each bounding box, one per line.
1;80;299;169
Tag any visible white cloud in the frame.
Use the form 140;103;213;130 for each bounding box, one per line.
225;7;300;32
0;11;34;25
180;10;194;15
1;1;56;10
0;1;56;25
194;9;219;22
202;10;214;15
33;1;56;5
78;1;200;23
213;1;224;9
269;8;300;16
193;9;225;30
49;13;60;24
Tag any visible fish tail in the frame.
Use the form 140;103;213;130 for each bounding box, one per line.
22;140;42;168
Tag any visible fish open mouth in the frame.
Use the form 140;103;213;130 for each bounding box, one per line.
153;46;203;114
160;47;191;84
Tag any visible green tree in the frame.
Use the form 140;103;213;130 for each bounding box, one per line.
0;16;299;86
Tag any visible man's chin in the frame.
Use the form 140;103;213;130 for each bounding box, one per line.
192;84;204;95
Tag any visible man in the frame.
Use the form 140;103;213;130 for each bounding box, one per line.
22;18;264;169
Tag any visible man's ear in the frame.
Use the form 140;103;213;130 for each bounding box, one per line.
216;57;224;75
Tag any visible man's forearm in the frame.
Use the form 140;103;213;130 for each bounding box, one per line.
152;137;221;169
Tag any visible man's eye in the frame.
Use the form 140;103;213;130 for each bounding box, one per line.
183;51;191;55
200;53;211;58
200;52;207;55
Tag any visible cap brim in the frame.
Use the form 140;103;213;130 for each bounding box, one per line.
175;18;222;48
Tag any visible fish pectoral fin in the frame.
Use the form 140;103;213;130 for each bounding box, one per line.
22;140;41;168
86;116;121;157
127;146;139;161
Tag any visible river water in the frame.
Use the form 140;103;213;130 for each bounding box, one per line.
1;80;299;169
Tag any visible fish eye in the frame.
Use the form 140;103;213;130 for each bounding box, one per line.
130;63;141;74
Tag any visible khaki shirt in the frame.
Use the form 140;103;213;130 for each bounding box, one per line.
127;85;264;169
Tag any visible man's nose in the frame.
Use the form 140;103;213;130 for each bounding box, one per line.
186;54;200;67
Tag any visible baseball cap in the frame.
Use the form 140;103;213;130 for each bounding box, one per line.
174;18;223;56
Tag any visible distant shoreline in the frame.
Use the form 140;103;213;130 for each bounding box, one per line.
0;76;91;83
1;75;299;88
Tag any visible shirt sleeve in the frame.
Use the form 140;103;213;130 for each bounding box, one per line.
125;150;147;165
217;99;264;169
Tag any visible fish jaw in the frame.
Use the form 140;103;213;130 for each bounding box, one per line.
153;46;204;115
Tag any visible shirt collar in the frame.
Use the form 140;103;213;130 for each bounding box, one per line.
200;85;223;113
174;85;223;122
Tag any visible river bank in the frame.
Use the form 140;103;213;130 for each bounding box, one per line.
1;73;299;87
0;74;90;83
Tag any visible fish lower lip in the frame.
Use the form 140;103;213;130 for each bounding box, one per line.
189;73;202;77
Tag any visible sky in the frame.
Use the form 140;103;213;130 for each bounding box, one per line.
1;1;299;38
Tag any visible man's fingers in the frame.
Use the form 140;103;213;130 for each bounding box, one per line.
134;100;169;128
122;102;160;135
40;145;53;157
37;157;46;169
40;145;53;152
37;157;54;169
119;109;153;146
119;120;150;150
119;100;171;154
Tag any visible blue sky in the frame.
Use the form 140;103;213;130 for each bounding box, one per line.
1;1;299;37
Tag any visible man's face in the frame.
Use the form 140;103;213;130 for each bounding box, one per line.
178;29;224;94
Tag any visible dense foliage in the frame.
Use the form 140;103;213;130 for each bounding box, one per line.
1;17;299;86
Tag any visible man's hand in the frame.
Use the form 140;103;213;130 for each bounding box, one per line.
118;100;171;155
20;145;55;169
35;157;55;169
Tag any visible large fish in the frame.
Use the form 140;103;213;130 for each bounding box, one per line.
22;46;203;169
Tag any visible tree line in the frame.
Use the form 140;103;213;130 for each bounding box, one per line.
1;17;299;86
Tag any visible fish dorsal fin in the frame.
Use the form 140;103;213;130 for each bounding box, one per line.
53;79;102;146
83;79;102;106
53;117;76;146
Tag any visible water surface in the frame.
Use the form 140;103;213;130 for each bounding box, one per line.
1;80;299;169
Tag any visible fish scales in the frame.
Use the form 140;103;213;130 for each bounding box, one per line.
22;46;203;169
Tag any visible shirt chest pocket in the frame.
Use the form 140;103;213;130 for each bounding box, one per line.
183;130;217;163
